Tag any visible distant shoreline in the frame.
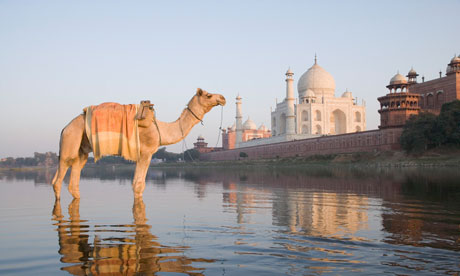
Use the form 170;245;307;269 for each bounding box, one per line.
2;149;460;172
150;149;460;169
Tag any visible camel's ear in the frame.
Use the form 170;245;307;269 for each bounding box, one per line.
196;88;204;96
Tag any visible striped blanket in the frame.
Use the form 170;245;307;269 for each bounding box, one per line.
83;103;140;162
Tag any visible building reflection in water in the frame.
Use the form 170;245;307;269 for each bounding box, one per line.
275;192;369;238
221;170;372;240
51;198;214;275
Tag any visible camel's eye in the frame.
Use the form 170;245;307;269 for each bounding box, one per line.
206;94;212;98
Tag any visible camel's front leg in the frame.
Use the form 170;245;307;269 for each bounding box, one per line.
132;154;152;198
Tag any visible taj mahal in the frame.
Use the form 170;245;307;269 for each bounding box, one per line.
222;56;366;149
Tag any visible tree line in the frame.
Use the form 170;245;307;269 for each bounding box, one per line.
0;148;200;168
0;152;58;168
400;100;460;153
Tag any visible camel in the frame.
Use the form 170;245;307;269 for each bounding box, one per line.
52;88;226;199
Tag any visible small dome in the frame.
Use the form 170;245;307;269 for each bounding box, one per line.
243;117;257;130
305;89;316;98
236;95;242;100
230;122;236;131
389;73;407;85
451;55;460;64
408;67;417;75
286;68;293;75
258;124;267;131
197;135;204;140
341;90;353;98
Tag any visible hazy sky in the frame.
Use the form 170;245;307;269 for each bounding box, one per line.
1;0;459;157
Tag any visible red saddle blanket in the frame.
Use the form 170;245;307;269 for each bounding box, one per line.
83;102;140;162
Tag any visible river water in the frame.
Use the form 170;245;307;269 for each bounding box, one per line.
0;165;459;275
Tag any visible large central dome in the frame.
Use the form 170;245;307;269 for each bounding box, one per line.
298;62;336;99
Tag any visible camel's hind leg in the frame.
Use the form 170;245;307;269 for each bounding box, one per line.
52;159;70;200
68;152;88;199
52;115;87;200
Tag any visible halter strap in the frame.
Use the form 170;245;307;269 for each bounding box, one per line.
186;106;204;125
152;117;162;146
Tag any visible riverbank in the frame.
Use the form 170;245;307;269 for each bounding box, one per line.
2;148;460;172
152;148;460;168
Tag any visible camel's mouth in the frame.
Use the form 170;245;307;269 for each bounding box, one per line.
216;95;226;106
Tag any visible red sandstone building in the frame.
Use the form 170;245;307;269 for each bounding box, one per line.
221;118;271;150
379;55;460;128
193;135;222;154
200;55;460;161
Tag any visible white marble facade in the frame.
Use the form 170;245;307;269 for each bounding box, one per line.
271;57;366;141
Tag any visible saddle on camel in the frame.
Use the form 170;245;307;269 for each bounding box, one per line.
83;100;155;162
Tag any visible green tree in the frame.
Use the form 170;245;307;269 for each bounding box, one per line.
400;100;460;153
400;112;437;153
183;149;200;162
438;100;460;145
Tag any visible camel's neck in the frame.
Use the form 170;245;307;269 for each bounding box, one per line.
155;104;205;146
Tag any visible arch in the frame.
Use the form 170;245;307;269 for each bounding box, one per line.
354;111;361;122
330;109;347;135
436;90;443;106
301;110;308;121
315;110;321;121
427;94;434;108
315;125;322;135
301;124;309;134
279;113;286;134
355;125;361;132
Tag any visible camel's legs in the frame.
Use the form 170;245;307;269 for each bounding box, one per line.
52;160;70;200
132;153;153;198
68;152;88;199
52;115;86;200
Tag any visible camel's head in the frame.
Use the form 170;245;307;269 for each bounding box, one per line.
194;88;226;112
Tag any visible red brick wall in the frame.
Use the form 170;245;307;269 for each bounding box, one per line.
201;128;403;161
410;73;459;114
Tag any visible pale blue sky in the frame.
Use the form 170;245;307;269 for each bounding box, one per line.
1;0;459;157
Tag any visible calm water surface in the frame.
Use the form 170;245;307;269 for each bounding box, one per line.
0;166;459;275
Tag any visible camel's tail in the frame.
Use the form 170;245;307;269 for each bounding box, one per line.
51;127;66;185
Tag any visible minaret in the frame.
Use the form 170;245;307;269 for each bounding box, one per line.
235;95;243;148
285;68;296;135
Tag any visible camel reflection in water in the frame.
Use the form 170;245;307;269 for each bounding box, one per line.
52;199;213;275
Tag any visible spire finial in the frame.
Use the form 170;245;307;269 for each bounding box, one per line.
314;53;317;64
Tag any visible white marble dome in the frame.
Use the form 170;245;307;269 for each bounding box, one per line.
389;73;407;85
243;117;257;130
298;63;336;98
